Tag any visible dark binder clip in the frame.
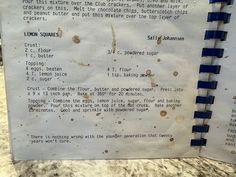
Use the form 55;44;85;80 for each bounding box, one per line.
192;125;210;133
202;48;224;58
191;138;207;146
194;110;212;119
209;0;234;5
199;65;221;74
204;30;228;41
197;81;218;89
196;96;215;104
207;12;231;23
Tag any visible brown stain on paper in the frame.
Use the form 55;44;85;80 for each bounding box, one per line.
145;69;158;87
96;113;101;116
151;81;158;87
160;110;167;117
157;35;162;45
173;71;179;77
70;59;90;67
78;62;90;67
146;69;153;77
72;35;81;44
111;25;116;54
231;151;236;155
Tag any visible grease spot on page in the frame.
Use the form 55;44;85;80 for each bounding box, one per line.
175;115;185;123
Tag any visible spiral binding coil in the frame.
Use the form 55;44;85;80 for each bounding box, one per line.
191;0;233;147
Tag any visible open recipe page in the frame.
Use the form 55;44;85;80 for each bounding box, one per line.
1;0;213;160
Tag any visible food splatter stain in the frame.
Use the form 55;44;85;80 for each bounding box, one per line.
160;110;167;117
78;62;90;67
57;28;63;38
145;69;158;88
173;71;179;77
83;94;90;100
111;25;116;54
103;150;109;154
151;81;158;87
146;69;152;77
157;35;162;45
231;151;236;154
72;35;81;44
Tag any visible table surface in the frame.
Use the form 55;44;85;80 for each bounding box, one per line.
0;66;235;177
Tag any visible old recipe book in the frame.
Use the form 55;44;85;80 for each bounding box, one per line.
0;0;236;163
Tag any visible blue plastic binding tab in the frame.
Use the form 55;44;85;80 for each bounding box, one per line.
194;110;212;119
207;12;231;23
209;0;233;5
202;48;224;58
192;125;210;133
197;81;218;89
199;65;221;74
191;138;207;146
196;96;215;104
204;30;228;41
